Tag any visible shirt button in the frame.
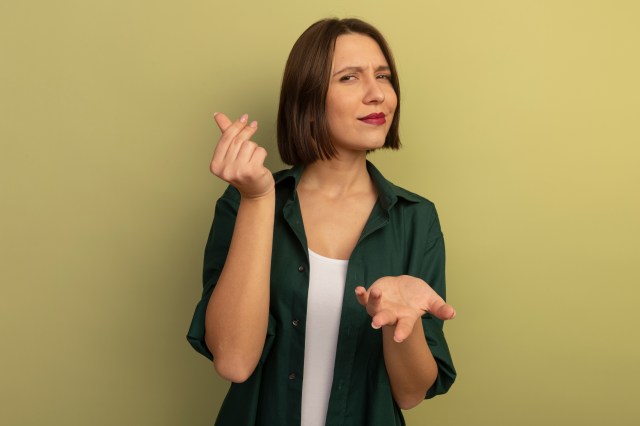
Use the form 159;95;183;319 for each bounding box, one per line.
292;319;300;327
298;265;305;272
288;373;296;380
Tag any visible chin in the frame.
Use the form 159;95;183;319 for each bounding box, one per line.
331;133;388;153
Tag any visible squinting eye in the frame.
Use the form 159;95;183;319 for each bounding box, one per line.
377;74;392;80
340;75;356;81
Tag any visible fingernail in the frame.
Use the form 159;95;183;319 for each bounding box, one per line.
213;112;219;117
371;322;380;330
249;120;258;128
240;114;248;123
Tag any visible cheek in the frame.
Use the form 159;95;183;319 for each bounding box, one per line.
387;90;398;112
326;106;351;136
325;93;343;120
328;96;348;116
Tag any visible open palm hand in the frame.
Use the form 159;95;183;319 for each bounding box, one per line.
355;275;456;343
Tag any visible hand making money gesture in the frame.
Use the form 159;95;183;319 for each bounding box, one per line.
210;112;275;199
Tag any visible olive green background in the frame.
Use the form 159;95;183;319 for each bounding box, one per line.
1;1;639;425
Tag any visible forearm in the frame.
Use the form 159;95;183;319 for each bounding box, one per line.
205;193;275;382
382;319;438;410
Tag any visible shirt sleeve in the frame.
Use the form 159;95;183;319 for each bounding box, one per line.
186;185;240;360
412;202;457;399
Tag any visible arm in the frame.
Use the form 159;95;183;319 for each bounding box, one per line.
382;314;436;410
355;276;455;409
204;112;275;383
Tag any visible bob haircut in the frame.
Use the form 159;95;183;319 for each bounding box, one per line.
277;18;401;166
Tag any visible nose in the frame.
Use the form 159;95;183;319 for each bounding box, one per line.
363;76;385;104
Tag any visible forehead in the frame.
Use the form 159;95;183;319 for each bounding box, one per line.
331;33;388;69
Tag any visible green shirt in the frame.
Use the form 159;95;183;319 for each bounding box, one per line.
187;161;456;425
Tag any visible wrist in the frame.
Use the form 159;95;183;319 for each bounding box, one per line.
239;188;275;203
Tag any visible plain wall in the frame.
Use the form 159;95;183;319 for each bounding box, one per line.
1;0;639;425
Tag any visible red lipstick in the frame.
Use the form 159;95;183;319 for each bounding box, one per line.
358;112;386;125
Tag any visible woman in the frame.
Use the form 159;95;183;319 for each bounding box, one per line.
188;18;456;425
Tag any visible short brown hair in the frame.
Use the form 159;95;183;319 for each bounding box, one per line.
277;18;401;165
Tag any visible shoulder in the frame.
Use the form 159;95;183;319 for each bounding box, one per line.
391;183;439;226
392;182;436;208
366;160;436;212
380;178;442;240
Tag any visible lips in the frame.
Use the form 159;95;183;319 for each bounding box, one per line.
358;112;386;125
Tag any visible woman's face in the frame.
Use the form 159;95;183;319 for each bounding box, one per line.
325;34;397;157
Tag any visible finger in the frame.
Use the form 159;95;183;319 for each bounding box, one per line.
249;145;268;168
371;309;396;329
393;317;417;343
211;114;250;165
235;139;258;164
425;294;456;320
367;287;383;312
224;120;259;162
213;112;233;132
433;303;456;320
354;286;368;306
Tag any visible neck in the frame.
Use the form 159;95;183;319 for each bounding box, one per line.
299;154;372;197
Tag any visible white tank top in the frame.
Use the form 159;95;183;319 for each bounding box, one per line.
301;249;348;426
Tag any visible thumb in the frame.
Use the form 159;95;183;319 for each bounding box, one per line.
213;112;233;132
427;299;456;320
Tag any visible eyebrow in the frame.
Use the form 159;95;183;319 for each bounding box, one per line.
332;65;391;76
